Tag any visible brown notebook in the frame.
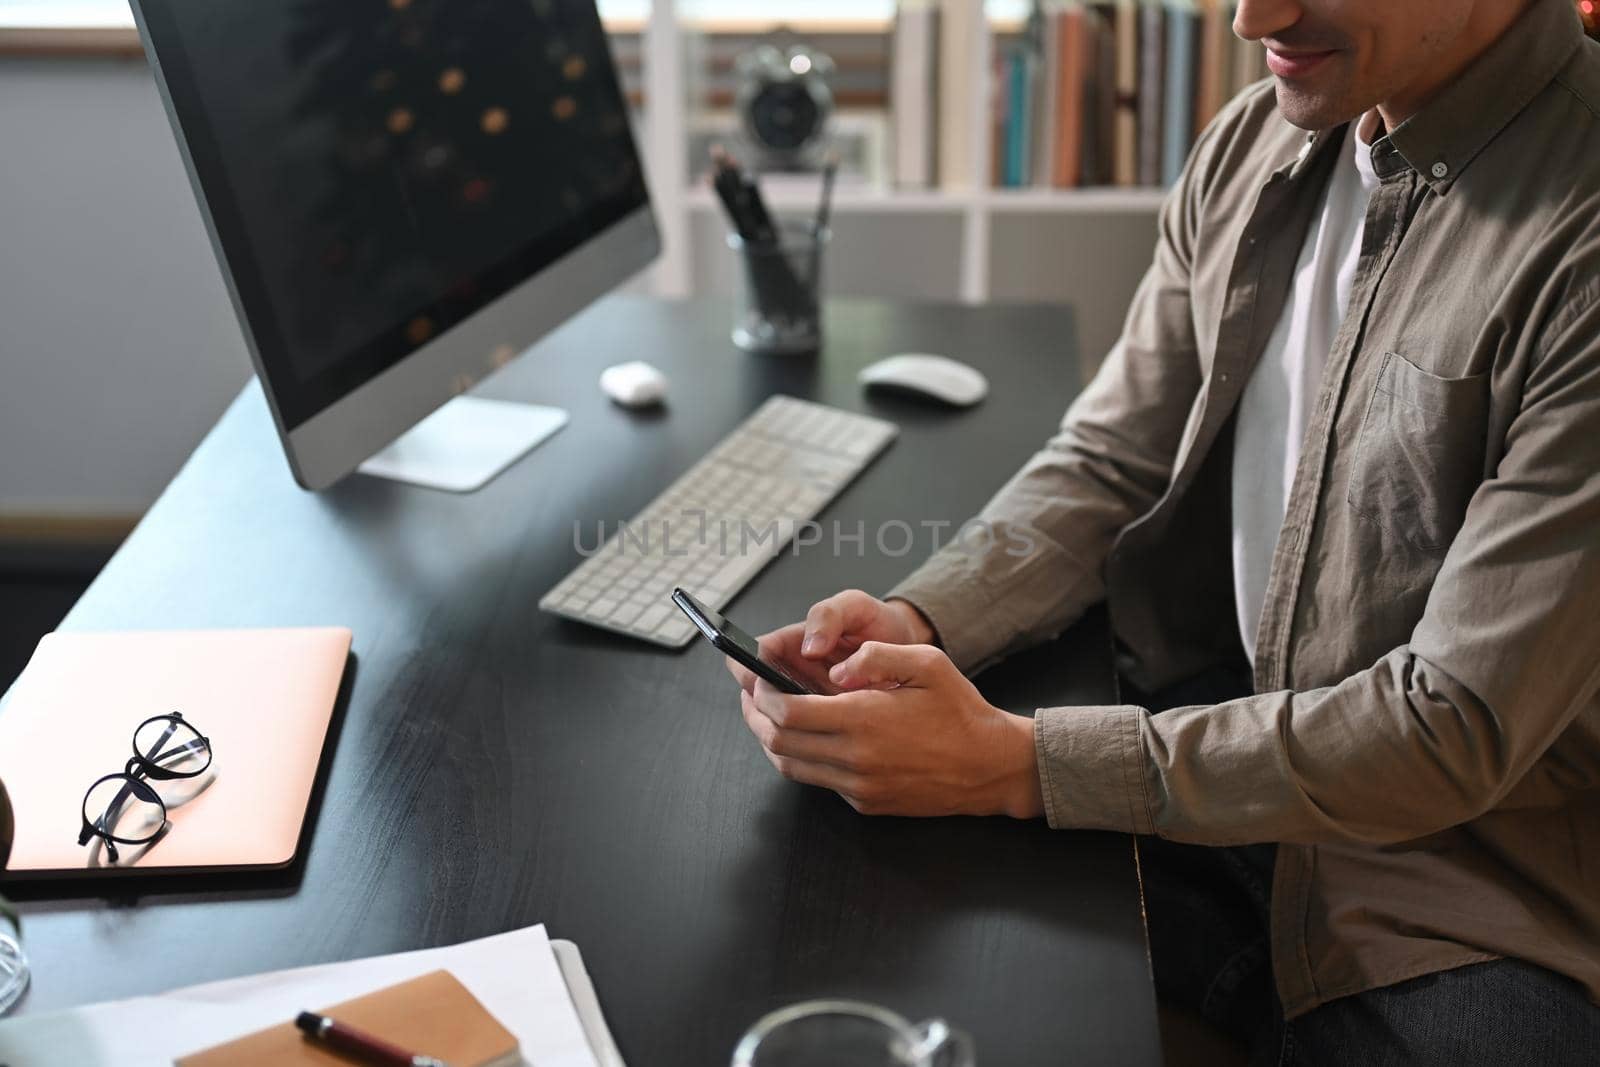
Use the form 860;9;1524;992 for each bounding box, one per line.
175;970;521;1067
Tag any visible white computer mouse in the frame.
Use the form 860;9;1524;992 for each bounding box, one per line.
599;360;667;408
858;353;988;407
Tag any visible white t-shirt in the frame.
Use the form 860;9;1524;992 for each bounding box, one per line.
1232;118;1380;667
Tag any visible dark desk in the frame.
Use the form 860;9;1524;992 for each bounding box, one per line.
6;297;1160;1066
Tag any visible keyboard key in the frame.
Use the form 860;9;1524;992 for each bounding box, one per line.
636;603;673;633
608;602;644;627
705;555;757;596
656;618;694;644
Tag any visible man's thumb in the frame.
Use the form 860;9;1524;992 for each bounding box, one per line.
828;641;938;691
801;590;870;657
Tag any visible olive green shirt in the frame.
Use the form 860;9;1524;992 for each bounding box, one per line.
891;0;1600;1018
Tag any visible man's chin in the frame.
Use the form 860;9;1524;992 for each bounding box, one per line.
1272;82;1363;132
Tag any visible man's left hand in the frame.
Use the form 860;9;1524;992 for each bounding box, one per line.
739;641;1046;819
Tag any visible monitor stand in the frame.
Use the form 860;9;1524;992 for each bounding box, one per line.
356;395;569;492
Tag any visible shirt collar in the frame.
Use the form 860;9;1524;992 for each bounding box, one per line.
1351;120;1380;193
1383;0;1585;194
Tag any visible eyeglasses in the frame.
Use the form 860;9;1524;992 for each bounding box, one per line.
78;712;213;864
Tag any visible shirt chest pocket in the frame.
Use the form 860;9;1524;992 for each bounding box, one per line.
1346;352;1489;553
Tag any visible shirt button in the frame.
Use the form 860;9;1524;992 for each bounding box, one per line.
1431;161;1449;179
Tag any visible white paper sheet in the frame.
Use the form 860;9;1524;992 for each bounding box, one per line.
0;924;598;1067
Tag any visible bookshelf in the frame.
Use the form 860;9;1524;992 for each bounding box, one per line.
634;0;1198;315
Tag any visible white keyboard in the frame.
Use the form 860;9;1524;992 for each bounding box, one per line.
540;396;898;646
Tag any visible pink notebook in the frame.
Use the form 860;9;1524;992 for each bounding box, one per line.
0;627;350;880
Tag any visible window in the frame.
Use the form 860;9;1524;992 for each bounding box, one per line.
1;0;649;30
681;0;894;21
0;2;1020;32
0;1;134;28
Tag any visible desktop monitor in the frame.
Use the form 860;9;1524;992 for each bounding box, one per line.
130;0;659;490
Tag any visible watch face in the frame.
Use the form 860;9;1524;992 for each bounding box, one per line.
750;82;821;152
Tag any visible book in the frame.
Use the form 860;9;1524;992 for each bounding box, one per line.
1083;4;1118;185
1004;45;1037;187
1052;3;1090;187
1162;0;1198;185
1033;5;1062;188
938;0;985;189
176;971;520;1067
891;0;940;188
1136;0;1166;187
990;45;1009;185
1112;0;1139;186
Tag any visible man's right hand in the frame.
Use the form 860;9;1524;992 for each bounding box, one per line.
724;589;935;696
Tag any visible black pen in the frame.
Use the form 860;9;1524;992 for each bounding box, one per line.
709;145;755;239
813;152;838;237
710;145;778;246
295;1010;452;1067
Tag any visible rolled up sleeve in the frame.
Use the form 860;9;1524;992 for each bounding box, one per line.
1035;705;1154;833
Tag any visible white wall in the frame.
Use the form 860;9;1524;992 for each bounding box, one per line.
0;56;253;517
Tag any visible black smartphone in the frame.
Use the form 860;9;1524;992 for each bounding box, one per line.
671;587;815;695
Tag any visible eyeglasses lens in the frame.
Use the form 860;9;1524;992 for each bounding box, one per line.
82;776;165;844
134;716;210;777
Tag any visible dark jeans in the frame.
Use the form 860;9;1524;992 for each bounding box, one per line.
1129;667;1600;1067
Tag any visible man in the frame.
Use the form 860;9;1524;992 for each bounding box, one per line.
725;0;1600;1062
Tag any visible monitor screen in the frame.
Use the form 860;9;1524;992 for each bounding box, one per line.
135;0;649;429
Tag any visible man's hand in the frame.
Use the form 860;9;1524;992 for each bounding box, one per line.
738;640;1045;819
724;589;935;696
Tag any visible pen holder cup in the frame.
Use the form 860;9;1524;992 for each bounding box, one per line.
728;224;828;355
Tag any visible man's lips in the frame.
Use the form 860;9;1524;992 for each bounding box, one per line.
1266;48;1337;78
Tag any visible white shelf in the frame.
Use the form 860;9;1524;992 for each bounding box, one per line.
684;184;948;214
684;185;1167;215
977;187;1168;212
